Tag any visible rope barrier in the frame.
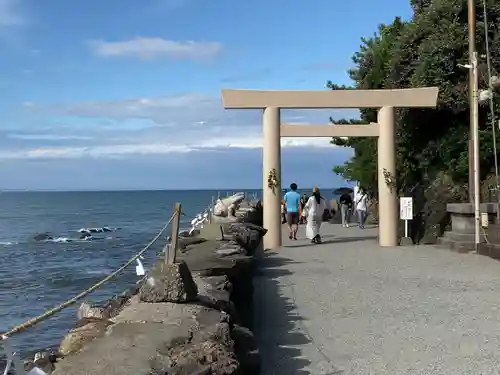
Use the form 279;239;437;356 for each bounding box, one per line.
1;210;178;339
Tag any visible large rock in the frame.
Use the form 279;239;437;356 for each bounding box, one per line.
149;322;239;375
213;200;229;217
33;233;53;241
77;283;140;321
237;201;263;227
230;223;267;256
178;239;256;328
213;193;245;218
139;260;198;303
178;237;207;251
59;318;111;356
215;241;246;257
220;193;245;209
231;325;261;375
194;275;235;315
53;322;195;375
77;299;124;320
413;173;468;244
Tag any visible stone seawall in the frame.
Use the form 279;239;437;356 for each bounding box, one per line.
26;202;266;375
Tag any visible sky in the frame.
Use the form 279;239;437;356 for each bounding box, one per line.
0;0;413;190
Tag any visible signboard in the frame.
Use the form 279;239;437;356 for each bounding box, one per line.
400;197;413;220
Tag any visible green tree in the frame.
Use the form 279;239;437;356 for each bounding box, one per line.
330;0;500;194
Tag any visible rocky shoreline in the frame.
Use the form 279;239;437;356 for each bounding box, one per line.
21;200;265;375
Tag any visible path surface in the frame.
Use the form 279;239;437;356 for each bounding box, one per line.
254;223;500;375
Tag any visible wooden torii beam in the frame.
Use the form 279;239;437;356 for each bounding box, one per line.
280;123;380;137
222;87;438;108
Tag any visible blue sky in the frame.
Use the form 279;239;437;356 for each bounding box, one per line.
0;0;412;190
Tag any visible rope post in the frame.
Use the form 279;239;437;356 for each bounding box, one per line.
209;196;215;224
166;203;181;265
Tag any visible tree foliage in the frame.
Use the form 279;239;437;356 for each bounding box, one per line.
330;0;500;194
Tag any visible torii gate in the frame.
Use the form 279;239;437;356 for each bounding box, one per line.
221;87;439;249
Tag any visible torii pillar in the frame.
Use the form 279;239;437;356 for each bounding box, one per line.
221;88;439;250
262;106;282;249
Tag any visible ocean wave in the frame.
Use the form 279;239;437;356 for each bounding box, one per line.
77;226;120;234
31;233;114;243
44;236;113;243
47;237;71;243
85;268;115;275
0;241;17;246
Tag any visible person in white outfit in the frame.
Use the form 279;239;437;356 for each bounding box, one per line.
355;188;368;229
353;182;360;217
305;186;327;243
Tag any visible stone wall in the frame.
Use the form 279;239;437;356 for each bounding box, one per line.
27;202;265;375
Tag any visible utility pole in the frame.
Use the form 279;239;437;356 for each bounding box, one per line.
468;0;477;203
471;51;481;253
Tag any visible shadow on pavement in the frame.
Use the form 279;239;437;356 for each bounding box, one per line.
253;252;312;375
283;235;378;248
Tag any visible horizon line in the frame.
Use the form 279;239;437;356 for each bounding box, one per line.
0;186;348;193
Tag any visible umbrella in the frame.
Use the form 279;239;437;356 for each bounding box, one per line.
333;187;354;195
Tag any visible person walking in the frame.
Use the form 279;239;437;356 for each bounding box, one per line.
339;192;353;227
355;188;368;229
281;200;287;224
299;193;308;224
305;186;327;244
283;183;301;240
353;182;360;218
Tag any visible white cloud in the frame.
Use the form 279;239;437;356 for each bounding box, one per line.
88;37;222;61
11;93;357;160
0;0;24;27
0;137;333;160
8;133;93;141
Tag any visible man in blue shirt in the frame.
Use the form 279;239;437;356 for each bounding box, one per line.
284;183;301;240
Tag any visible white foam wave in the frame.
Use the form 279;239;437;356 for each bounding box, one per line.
47;237;71;243
77;226;119;234
86;268;113;275
45;235;113;243
0;241;17;246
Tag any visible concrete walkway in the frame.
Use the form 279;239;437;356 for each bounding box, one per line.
254;223;500;375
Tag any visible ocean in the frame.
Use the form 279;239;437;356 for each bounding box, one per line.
0;188;338;356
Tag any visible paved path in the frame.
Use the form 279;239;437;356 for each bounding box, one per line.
254;223;500;375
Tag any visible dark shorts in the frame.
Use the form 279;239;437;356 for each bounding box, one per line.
286;212;299;225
